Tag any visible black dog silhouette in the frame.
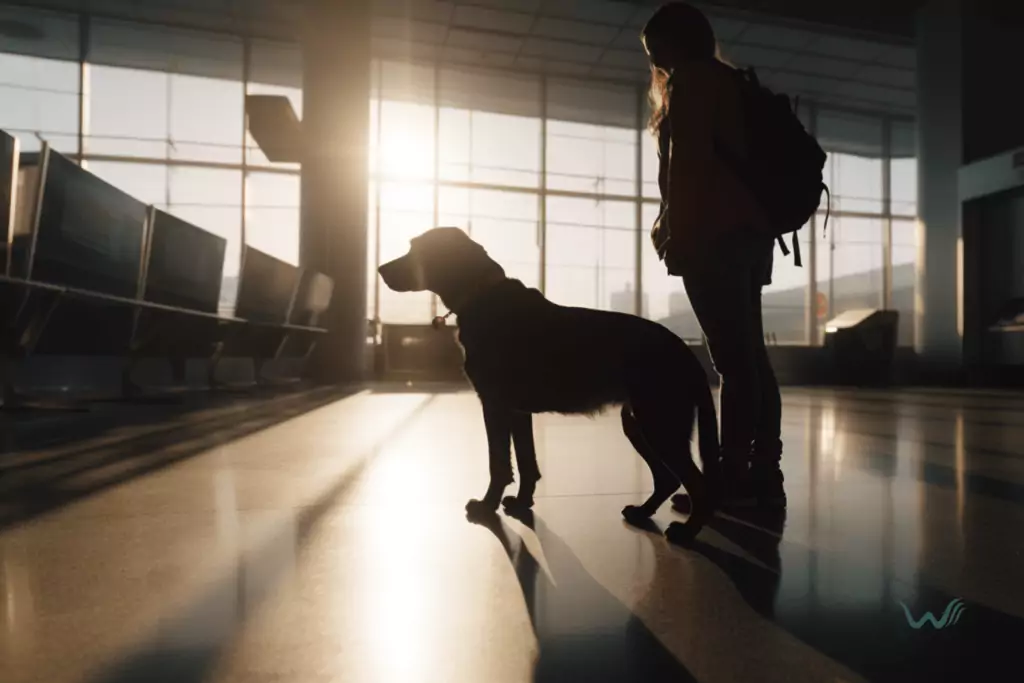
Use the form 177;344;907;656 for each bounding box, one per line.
380;228;720;544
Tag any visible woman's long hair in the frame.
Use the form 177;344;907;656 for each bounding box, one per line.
643;2;731;136
647;65;672;136
646;44;732;136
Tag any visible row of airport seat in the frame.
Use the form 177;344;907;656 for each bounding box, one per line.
0;130;334;406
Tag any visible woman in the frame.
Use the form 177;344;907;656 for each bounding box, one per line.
642;2;785;508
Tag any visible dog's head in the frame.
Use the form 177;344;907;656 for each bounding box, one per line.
378;227;505;311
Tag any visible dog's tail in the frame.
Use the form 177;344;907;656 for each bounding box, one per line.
695;386;721;478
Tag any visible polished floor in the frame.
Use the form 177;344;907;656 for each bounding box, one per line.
2;385;1024;683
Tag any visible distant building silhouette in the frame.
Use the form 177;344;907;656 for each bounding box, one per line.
669;290;690;316
610;283;648;316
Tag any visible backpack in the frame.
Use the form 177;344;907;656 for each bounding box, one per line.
716;67;830;267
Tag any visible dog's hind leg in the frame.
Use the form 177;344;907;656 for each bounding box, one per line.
620;404;681;524
629;399;712;545
503;411;541;513
672;386;724;514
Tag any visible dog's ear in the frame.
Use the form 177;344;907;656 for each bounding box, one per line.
411;227;504;308
416;227;475;254
414;228;488;272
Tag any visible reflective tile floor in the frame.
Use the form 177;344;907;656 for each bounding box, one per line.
2;385;1024;683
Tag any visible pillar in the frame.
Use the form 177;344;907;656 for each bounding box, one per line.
914;0;963;362
300;0;371;382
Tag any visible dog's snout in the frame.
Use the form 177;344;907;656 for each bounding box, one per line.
378;255;420;292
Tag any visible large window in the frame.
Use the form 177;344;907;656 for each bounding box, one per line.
545;79;637;198
85;20;244;163
828;216;885;312
891;219;918;346
641;127;660;200
763;229;812;345
823;144;886;319
0;17;306;316
440;110;541;187
640;202;703;343
377;181;435;323
366;63;916;342
244;172;299;266
546;121;636;196
545;197;635;310
890;119;918;218
0;7;80;154
828;152;884;214
85;161;169;208
0;10;919;345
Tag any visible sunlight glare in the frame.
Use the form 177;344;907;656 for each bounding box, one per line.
356;411;437;682
379;102;435;181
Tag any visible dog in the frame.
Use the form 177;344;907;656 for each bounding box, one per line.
378;227;720;544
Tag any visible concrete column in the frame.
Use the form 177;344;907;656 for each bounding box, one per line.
915;0;964;361
300;0;371;382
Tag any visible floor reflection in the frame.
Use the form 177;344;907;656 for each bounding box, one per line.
81;396;437;683
696;505;1024;682
84;460;370;683
5;387;1024;683
471;510;697;683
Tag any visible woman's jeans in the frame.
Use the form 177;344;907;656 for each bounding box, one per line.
676;233;783;475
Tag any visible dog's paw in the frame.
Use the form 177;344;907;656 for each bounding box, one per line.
670;493;692;515
465;498;499;520
621;504;655;525
502;494;534;513
664;520;703;546
621;506;662;534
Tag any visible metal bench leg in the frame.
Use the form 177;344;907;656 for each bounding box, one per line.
1;292;86;412
121;352;142;398
207;343;226;390
253;355;266;386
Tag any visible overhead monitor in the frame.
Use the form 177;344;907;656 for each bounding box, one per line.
246;95;302;163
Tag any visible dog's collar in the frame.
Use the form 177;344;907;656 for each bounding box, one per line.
431;310;454;330
431;275;507;330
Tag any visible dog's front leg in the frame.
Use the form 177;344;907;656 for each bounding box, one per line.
466;399;513;518
503;411;540;513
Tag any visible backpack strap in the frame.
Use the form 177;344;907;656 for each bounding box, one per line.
786;184;831;268
820;184;831;237
775;234;803;268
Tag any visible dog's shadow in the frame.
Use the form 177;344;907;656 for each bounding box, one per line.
468;508;698;683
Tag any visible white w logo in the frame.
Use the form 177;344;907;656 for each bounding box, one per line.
899;598;966;630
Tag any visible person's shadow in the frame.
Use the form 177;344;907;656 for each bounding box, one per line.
468;509;698;683
688;506;1024;683
689;507;787;618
